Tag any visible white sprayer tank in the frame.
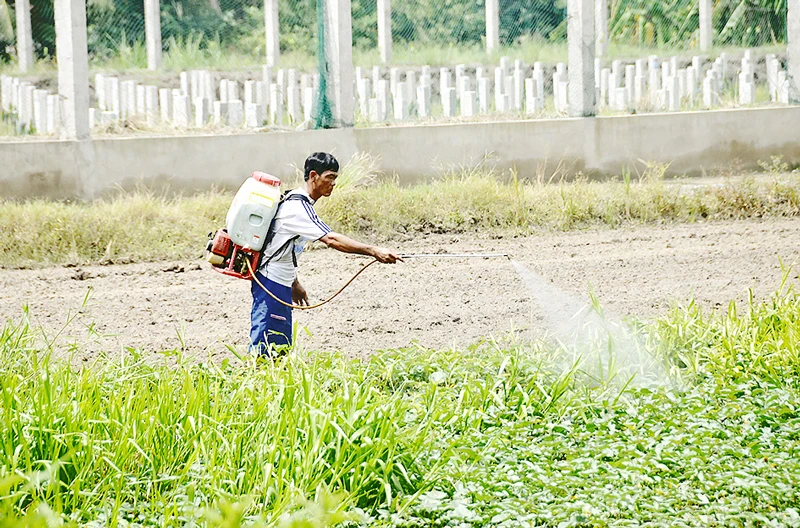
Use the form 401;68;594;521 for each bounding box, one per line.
226;171;282;251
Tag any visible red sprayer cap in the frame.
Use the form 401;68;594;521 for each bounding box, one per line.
251;171;281;187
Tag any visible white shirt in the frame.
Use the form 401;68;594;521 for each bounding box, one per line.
257;189;331;287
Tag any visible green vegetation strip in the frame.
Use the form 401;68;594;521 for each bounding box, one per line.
2;161;800;268
2;282;800;526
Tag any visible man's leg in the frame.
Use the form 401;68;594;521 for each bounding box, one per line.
250;273;293;356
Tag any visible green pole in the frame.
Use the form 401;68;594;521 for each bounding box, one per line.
315;0;334;129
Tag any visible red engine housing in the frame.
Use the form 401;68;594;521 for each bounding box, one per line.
207;229;260;280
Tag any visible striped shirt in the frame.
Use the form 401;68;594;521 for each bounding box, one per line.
257;189;331;287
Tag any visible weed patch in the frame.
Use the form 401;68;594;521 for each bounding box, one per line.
2;282;800;525
2;163;800;268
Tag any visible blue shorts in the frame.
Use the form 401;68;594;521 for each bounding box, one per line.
250;273;293;356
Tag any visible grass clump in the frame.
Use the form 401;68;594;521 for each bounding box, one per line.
2;161;800;268
0;190;230;268
2;281;800;525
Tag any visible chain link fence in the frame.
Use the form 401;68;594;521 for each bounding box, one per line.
1;0;787;72
0;0;793;137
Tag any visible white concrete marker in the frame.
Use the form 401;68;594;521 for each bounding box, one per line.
180;72;189;96
194;98;210;127
227;100;244;127
667;76;680;111
107;77;120;117
417;84;431;118
219;80;229;103
525;78;539;114
377;79;391;119
393;88;408;120
778;71;789;104
625;65;635;106
136;85;146;117
613;87;627;111
389;67;400;99
287;84;301;123
227;80;238;103
442;87;456;117
372;66;381;96
245;103;266;127
494;67;505;111
513;61;524;110
256;80;268;108
95;73;106;111
461;90;477;117
46;94;61;134
269;84;283;125
703;71;719;108
0;75;12;113
455;64;466;100
159;88;172;123
245;80;256;105
145;85;159;126
439;68;451;101
33;89;47;133
172;91;190;127
478;76;490;114
213;101;229;125
367;98;382;122
303;87;314;122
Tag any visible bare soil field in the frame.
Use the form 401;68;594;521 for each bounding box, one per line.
2;218;799;360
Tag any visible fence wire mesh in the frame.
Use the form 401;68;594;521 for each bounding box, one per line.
608;0;787;54
0;0;794;138
0;0;790;71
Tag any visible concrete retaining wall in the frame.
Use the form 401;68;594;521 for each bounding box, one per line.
2;107;799;199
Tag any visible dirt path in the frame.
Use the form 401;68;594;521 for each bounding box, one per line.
2;219;799;360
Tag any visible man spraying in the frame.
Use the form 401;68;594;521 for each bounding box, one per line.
251;152;403;355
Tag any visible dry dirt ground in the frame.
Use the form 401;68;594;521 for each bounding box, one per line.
2;218;799;361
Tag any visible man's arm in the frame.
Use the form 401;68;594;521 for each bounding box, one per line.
319;232;403;263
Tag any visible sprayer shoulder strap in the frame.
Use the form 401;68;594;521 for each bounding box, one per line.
261;192;313;268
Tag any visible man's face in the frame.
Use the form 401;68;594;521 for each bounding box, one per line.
313;170;338;197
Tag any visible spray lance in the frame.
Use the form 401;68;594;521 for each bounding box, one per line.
207;171;510;310
245;252;511;310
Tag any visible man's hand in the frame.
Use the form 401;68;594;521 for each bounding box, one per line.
320;232;404;264
371;247;404;264
292;279;310;306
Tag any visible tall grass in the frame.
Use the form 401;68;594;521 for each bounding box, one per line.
2;162;800;268
2;279;800;525
0;318;572;526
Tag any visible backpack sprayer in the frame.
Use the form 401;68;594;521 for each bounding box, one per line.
206;171;282;280
207;171;510;310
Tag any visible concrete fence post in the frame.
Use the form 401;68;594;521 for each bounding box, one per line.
377;0;391;64
789;0;800;104
323;0;354;126
144;0;162;70
595;0;608;58
485;0;499;54
568;0;596;117
15;0;34;72
55;0;90;139
265;0;280;66
699;0;712;52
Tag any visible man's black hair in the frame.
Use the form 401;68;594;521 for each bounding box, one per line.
304;152;339;181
